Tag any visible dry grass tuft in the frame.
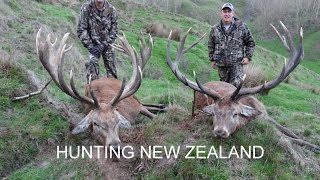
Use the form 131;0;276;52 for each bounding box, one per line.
142;65;163;80
243;63;269;94
243;63;267;88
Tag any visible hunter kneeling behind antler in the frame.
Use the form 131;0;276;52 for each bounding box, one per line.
36;28;165;148
166;22;320;156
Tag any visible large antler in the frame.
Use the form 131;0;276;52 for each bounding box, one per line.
109;32;153;107
233;21;304;100
139;32;153;70
36;28;99;107
166;28;222;101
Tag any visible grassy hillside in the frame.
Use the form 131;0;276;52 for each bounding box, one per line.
0;0;319;179
128;0;247;25
257;30;320;75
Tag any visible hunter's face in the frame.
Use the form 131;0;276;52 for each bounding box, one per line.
221;8;234;24
95;0;105;4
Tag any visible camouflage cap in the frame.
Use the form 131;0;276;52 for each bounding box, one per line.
221;3;234;11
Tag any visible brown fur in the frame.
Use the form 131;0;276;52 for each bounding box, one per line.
193;81;267;137
170;28;181;41
84;77;142;123
194;81;266;115
193;81;267;134
145;22;181;41
243;64;269;95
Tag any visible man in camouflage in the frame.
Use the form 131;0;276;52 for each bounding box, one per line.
77;0;118;81
208;3;255;87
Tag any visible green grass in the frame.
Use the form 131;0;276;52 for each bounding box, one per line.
140;114;319;179
256;30;320;75
9;158;103;179
34;2;76;23
1;0;320;179
0;61;68;176
258;83;317;113
127;0;225;25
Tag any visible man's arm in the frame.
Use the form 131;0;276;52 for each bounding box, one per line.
102;7;118;46
77;5;94;48
208;27;216;62
243;24;255;60
208;27;218;68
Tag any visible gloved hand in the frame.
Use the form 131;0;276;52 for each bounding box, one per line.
88;45;104;58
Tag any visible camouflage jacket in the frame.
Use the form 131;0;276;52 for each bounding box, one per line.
208;18;255;66
77;0;118;49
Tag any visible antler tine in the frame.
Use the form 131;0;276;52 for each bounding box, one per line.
279;21;295;54
236;22;303;98
300;27;304;58
166;29;201;89
183;33;206;54
175;27;191;62
194;71;222;101
58;32;70;52
117;34;133;56
110;32;144;106
122;66;142;99
57;38;97;105
110;44;125;53
110;79;126;107
166;28;221;101
168;30;173;41
36;28;96;106
57;41;80;98
45;31;58;47
117;48;142;102
148;33;153;48
37;28;62;89
299;27;303;44
69;69;96;106
231;74;246;100
36;28;43;54
46;33;52;46
88;74;100;108
12;80;52;101
52;37;58;46
139;31;146;48
270;24;290;51
109;67;141;108
139;32;153;70
64;44;73;53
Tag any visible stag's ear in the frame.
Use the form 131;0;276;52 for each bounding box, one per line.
115;110;131;129
202;104;215;115
239;104;262;117
71;113;92;134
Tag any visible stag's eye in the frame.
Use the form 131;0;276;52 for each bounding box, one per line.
93;122;100;127
233;113;239;118
203;110;215;116
93;122;108;130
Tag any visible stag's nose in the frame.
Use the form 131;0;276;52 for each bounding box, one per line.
109;144;119;151
108;141;121;151
214;129;228;138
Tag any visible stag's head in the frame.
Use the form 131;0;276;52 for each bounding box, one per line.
72;101;130;147
167;22;303;138
36;28;153;147
200;84;263;138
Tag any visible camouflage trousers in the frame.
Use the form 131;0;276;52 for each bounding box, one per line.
85;46;117;82
217;64;244;87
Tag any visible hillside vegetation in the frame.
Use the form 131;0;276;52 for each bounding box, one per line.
127;0;246;25
0;0;319;179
